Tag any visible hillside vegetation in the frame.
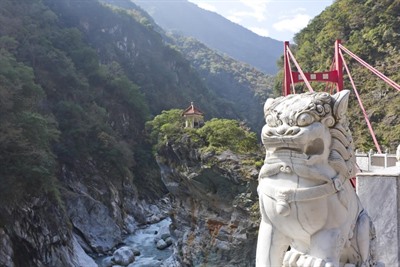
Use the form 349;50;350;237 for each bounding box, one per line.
280;0;400;151
0;0;274;233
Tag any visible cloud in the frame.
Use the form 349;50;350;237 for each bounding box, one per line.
273;14;312;33
237;0;270;21
189;1;218;12
249;27;269;37
195;2;217;12
227;15;243;24
228;10;261;23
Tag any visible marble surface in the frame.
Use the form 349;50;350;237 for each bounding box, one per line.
257;91;377;267
357;167;400;266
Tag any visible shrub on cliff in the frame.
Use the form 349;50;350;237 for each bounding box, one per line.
145;109;185;150
198;118;258;154
146;110;258;154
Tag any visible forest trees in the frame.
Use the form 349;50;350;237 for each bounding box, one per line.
0;49;59;206
0;0;155;209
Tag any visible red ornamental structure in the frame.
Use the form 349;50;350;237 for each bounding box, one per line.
282;39;400;155
283;39;343;96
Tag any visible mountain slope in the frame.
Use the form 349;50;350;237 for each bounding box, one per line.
0;0;273;265
168;34;275;133
134;0;282;74
103;0;275;132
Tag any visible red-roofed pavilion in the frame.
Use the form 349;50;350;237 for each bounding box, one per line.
182;102;204;128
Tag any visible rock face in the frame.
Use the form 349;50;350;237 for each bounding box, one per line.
156;136;261;266
0;159;169;267
66;192;122;254
0;196;79;267
59;160;170;256
0;228;14;267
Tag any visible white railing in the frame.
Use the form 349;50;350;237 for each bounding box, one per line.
356;147;399;172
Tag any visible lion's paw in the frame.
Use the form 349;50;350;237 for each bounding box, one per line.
283;251;334;267
283;250;304;266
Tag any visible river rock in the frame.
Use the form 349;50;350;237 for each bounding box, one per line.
113;246;136;266
165;237;173;246
155;231;173;250
156;239;169;250
100;256;114;267
153;222;172;246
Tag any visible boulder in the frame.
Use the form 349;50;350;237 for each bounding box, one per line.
113;246;136;266
156;239;169;250
100;256;114;267
164;237;173;246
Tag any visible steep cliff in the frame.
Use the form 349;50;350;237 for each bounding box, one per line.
156;133;261;266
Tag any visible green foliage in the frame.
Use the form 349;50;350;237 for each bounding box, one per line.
105;65;149;121
0;50;59;205
198;119;258;153
146;109;185;148
0;0;158;207
241;159;264;169
146;110;259;154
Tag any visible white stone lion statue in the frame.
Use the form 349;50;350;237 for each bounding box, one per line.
257;90;380;267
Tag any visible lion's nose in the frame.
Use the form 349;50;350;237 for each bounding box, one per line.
276;125;300;136
276;125;287;135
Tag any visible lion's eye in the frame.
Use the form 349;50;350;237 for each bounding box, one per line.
266;115;277;127
296;113;314;126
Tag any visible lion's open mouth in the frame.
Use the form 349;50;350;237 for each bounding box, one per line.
267;138;325;159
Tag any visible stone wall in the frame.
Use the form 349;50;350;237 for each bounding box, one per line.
357;166;400;266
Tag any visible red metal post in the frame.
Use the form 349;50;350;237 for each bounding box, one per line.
335;39;343;92
283;41;291;96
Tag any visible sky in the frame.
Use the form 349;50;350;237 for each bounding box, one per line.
187;0;333;41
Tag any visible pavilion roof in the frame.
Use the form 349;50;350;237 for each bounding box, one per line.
182;102;203;116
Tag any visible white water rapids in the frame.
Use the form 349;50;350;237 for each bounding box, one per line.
124;217;173;266
94;217;174;267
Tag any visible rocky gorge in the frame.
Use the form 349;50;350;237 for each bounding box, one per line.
0;0;265;266
0;159;170;267
0;131;262;267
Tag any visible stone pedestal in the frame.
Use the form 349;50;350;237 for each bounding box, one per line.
357;166;400;266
